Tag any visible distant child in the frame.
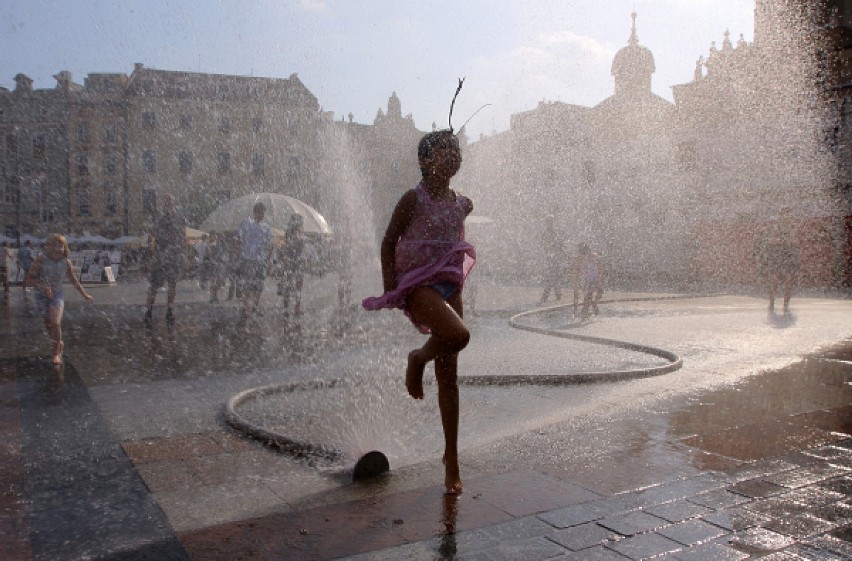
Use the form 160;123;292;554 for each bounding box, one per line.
25;233;94;364
363;129;475;495
572;243;604;321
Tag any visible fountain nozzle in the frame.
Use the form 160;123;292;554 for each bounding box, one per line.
353;450;390;481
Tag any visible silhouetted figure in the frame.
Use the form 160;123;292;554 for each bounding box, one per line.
572;243;605;321
363;130;475;496
277;214;305;317
237;202;274;321
145;193;186;325
754;208;799;313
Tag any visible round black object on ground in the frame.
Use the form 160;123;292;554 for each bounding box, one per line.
353;450;390;481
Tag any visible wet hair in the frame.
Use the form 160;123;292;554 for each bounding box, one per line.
417;130;461;177
253;202;266;214
46;233;71;257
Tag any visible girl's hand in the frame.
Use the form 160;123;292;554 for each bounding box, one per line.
83;293;95;302
42;287;53;299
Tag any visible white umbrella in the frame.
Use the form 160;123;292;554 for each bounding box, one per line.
112;235;148;246
200;193;332;235
76;233;114;245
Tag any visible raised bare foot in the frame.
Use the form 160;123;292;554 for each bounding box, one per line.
443;454;463;495
406;350;426;399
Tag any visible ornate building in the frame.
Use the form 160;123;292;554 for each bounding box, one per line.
0;66;433;243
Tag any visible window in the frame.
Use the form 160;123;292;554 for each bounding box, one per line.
391;162;400;175
41;206;55;223
179;151;193;174
288;156;300;177
77;154;90;176
104;183;118;216
104;123;117;143
32;133;46;159
179;114;192;130
76;122;89;143
104;153;118;175
5;176;20;204
218;152;230;174
142;150;156;173
218;115;231;132
251;117;263;133
141;111;156;129
5;134;17;161
252;154;264;176
142;189;157;215
78;189;91;216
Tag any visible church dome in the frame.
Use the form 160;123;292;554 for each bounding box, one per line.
610;12;655;95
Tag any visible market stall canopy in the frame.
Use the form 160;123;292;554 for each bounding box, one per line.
74;233;113;245
200;193;332;235
111;235;148;246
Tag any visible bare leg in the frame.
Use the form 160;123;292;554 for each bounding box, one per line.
49;304;64;364
166;281;177;317
407;289;468;494
406;288;470;399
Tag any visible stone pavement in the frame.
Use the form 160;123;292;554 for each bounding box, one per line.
0;279;850;560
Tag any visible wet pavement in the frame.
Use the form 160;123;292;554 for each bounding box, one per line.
0;278;850;560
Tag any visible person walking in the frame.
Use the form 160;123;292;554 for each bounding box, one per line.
236;202;274;321
144;193;186;325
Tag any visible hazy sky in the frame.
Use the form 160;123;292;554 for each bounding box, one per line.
1;0;754;139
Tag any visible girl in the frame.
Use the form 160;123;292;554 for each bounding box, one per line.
26;233;94;364
363;129;475;495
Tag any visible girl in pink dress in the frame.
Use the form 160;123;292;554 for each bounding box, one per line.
363;130;475;495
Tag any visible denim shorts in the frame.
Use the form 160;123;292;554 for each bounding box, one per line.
431;281;459;301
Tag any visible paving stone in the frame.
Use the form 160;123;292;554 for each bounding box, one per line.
478;515;554;542
805;526;852;558
811;500;852;524
687;488;751;509
727;527;797;555
703;506;773;531
782;485;846;507
644;499;714;523
755;551;810;560
806;445;852;469
538;496;637;529
763;513;838;539
656;518;728;546
598;511;670;536
629;475;724;507
787;543;846;560
721;458;800;483
547;522;618;551
670;541;749;560
605;532;684;560
728;478;788;498
740;495;804;518
457;536;568;561
818;475;852;496
561;545;631;560
471;470;601;517
766;464;851;488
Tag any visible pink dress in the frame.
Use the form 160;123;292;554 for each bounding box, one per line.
363;182;476;333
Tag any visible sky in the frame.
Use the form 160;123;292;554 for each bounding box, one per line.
1;0;755;139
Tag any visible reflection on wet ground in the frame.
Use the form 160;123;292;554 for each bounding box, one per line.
1;288;850;560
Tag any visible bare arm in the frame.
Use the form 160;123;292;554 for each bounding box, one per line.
66;260;94;301
379;189;417;293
